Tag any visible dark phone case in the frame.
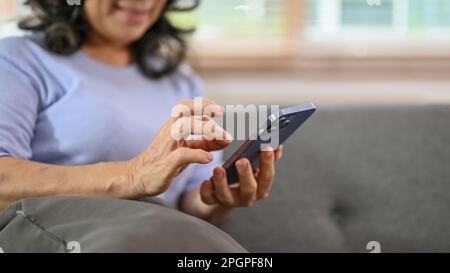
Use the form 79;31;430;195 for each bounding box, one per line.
223;103;316;184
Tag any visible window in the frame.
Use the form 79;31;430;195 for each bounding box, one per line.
409;0;450;28
169;0;450;68
0;0;26;39
0;0;17;21
341;0;394;26
306;0;450;40
174;0;288;40
2;0;449;62
171;0;302;59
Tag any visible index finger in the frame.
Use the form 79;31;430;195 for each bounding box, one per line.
171;98;224;120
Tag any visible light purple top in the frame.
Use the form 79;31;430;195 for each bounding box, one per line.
0;36;221;207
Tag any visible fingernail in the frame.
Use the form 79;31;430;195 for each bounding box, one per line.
261;146;274;152
205;153;213;161
216;172;224;179
236;160;247;171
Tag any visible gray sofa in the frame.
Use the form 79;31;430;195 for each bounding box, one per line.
220;104;450;253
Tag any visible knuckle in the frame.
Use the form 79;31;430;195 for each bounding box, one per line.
202;198;215;205
258;192;270;200
262;168;275;179
222;198;234;207
242;199;256;207
215;194;227;205
264;153;274;162
173;102;191;118
171;149;185;163
268;169;275;177
180;116;190;122
177;147;190;154
171;149;181;158
200;194;211;204
179;99;190;105
240;187;255;198
202;115;212;121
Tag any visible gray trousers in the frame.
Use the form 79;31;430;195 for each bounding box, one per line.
0;196;246;253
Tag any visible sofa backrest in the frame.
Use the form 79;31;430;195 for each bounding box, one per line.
220;104;450;253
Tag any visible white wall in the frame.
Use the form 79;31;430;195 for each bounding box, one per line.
203;75;450;107
200;64;450;107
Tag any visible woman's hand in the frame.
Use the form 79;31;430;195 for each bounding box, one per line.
199;145;283;208
126;99;231;197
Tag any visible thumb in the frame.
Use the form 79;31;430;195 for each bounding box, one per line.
168;147;214;169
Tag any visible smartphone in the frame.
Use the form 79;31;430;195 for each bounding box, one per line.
223;103;316;184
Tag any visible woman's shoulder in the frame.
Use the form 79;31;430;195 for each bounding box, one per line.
0;35;54;75
0;35;44;60
0;35;79;105
0;35;28;51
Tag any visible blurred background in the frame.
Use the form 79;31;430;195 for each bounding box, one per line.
1;0;450;106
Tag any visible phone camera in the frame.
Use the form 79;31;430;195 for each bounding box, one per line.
266;125;277;134
279;118;291;129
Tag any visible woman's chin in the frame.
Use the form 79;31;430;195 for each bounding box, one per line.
107;20;152;44
110;31;147;45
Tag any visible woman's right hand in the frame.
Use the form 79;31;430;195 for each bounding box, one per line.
126;99;231;197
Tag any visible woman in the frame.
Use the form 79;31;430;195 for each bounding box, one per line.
0;0;282;252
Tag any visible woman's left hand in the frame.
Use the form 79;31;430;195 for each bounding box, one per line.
200;145;283;208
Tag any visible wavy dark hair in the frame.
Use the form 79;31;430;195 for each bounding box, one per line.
19;0;199;79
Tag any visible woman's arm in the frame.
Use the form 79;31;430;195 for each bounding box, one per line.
0;157;134;211
0;99;230;212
